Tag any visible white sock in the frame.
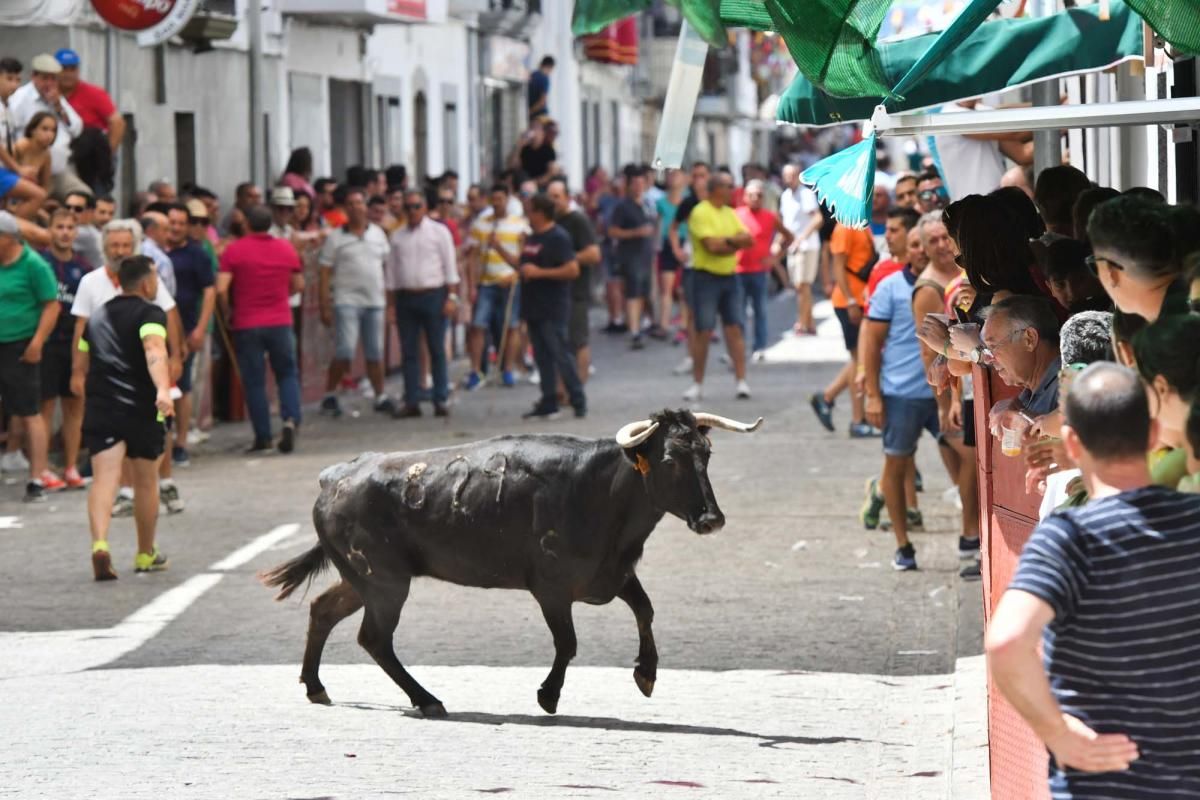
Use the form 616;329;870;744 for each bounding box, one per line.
118;486;134;500
159;478;174;490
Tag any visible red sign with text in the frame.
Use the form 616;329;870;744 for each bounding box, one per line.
387;0;426;19
90;0;176;31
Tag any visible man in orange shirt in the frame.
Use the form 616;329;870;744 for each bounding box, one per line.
810;221;878;438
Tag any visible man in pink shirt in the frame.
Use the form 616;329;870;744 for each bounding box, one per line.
216;206;303;454
734;179;792;362
54;49;124;153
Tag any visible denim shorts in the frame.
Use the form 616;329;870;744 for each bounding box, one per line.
176;351;198;393
690;270;744;332
471;283;520;330
882;395;940;457
334;305;385;362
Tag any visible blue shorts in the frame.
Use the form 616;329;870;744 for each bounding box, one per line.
0;167;19;199
334;305;385;362
681;268;695;310
691;270;743;332
176;351;198;393
471;283;520;330
882;395;940;457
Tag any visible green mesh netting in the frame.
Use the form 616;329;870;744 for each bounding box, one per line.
572;1;727;48
1126;0;1200;55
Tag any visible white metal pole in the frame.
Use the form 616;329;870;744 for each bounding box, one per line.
248;0;265;187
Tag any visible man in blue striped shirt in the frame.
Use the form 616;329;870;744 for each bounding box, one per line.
987;362;1200;797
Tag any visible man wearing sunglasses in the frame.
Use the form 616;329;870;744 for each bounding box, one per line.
64;191;102;270
980;295;1062;439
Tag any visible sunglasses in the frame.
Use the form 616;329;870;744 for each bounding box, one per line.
1085;254;1125;276
438;198;454;205
65;204;86;213
405;203;424;211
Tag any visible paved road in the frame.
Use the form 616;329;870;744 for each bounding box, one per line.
0;296;987;798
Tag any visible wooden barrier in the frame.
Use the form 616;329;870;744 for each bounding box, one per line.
973;365;1050;799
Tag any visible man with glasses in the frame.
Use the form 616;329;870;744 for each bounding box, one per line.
979;295;1062;439
318;187;391;417
915;171;949;214
385;190;459;418
64;191;102;269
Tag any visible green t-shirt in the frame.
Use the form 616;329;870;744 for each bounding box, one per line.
0;244;57;343
687;200;745;276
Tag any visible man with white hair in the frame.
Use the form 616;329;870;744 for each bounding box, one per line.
72;219;185;514
9;53;87;198
779;164;823;335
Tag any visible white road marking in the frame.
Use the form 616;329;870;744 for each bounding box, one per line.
0;515;22;529
210;523;301;571
0;524;302;680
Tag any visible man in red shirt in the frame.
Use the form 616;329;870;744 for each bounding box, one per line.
735;179;792;361
216;205;304;454
54;49;124;153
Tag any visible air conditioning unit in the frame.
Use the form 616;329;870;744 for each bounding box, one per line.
179;0;239;50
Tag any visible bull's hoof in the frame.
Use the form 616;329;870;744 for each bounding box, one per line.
307;689;333;706
537;688;559;715
419;702;448;719
634;670;655;698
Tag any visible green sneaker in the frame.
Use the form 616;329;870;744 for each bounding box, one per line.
881;508;925;532
134;548;169;573
860;477;885;530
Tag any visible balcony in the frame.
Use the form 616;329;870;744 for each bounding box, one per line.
280;0;445;26
631;36;675;101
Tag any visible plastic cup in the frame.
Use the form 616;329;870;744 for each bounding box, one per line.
1001;424;1022;457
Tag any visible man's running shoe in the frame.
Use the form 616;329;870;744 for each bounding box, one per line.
809;394;835;432
672;356;694;375
319;395;342;417
522;403;561;421
881;508;925;532
160;482;185;515
960;560;982;581
24;480;46;503
893;544;918;571
278;422;296;454
860;477;885;530
113;492;134;517
134;548;169;573
63;467;88;489
914;468;924;493
92;544;118;581
172;446;191;467
0;449;30;474
463;371;482;391
602;322;628;334
682;383;703;402
958;536;981;560
848;421;877;439
501;370;516;388
246;438;273;454
39;470;65;492
735;380;751;400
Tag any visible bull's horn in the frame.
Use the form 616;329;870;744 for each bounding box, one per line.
693;413;764;433
616;420;659;448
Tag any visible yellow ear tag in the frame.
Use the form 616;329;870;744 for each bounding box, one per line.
635;454;651;476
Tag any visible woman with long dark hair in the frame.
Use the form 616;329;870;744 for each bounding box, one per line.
280;146;314;200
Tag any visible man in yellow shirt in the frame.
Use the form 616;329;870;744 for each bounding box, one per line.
464;183;528;389
684;173;753;401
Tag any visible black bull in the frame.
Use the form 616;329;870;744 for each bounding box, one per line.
261;409;762;717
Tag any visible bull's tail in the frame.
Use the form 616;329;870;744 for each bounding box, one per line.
259;543;330;601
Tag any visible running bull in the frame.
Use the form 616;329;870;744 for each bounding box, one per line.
261;408;762;717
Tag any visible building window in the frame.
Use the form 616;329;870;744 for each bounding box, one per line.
174;112;196;190
329;79;365;180
591;102;601;169
443;102;458;174
580;100;590;172
414;90;428;185
119;113;136;214
378;96;402;167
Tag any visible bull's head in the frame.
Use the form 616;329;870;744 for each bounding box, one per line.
615;409;762;534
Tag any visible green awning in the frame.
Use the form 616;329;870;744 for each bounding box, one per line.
1126;0;1200;56
778;0;1144;127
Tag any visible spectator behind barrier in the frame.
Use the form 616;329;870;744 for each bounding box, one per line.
988;361;1200;797
1071;186;1119;245
1033;165;1091;237
1087;196;1200;322
944;189;1044;298
1030;235;1108;314
1133;313;1200;489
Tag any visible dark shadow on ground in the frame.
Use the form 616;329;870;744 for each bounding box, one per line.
336;702;883;749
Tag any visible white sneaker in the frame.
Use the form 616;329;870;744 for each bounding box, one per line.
0;450;30;474
752;350;767;364
189;429;211;445
736;379;752;399
672;356;694;376
528;370;540;386
682;383;703;402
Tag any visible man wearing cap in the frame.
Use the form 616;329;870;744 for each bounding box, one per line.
53;48;124;153
9;53;86;198
0;210;64;502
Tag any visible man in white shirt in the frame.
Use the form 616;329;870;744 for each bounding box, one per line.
780;164;824;335
317;188;391;417
930;99;1033;200
9;54;88;199
386;190;460;418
